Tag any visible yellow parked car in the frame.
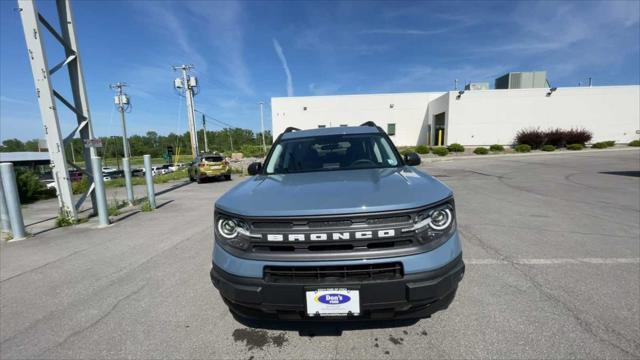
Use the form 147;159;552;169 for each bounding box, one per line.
188;154;232;183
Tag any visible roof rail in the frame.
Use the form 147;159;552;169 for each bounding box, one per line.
284;126;300;133
359;121;385;134
360;121;377;127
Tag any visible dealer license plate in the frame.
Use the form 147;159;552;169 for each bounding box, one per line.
306;288;360;317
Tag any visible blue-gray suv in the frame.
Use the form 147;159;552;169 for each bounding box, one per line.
210;122;464;320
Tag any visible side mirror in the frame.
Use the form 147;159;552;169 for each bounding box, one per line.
247;162;262;175
404;152;421;166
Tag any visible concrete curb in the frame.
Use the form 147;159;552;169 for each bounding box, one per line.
420;146;639;163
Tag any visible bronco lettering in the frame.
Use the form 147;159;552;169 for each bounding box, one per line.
266;229;396;242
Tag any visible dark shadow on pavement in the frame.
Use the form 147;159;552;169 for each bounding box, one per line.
231;313;420;337
110;210;141;223
30;225;64;237
155;200;174;209
25;216;58;227
600;171;640;178
156;180;193;196
26;207;93;227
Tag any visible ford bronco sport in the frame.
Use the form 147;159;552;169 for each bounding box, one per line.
210;122;464;320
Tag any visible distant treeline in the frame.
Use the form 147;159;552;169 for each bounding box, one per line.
1;129;273;159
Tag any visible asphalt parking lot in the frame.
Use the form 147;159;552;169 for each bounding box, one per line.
1;149;639;359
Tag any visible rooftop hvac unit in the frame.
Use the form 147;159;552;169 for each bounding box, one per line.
464;82;489;90
495;71;548;89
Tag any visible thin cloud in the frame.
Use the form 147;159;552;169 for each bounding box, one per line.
134;2;207;71
272;38;294;97
185;1;254;96
308;82;341;96
0;96;31;105
361;29;446;35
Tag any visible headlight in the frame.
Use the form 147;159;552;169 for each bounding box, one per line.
218;218;239;238
402;202;456;246
429;208;452;230
214;213;255;250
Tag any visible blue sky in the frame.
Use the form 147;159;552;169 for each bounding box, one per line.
1;0;639;141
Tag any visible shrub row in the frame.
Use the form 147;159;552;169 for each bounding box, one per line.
630;140;640;147
447;143;465;152
415;145;429;154
515;128;592;149
399;147;415;156
473;147;488;155
515;144;531;153
431;147;449;156
591;140;616;149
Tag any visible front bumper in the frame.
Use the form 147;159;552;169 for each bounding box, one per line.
200;169;230;177
210;254;464;320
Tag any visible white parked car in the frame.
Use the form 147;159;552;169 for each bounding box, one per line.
169;163;185;172
43;179;57;190
151;165;173;176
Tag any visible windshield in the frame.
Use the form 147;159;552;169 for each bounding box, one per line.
265;133;401;174
204;156;224;162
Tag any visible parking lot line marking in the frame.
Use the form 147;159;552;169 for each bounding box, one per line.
465;258;640;265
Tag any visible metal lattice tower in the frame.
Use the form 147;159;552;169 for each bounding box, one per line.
17;0;98;220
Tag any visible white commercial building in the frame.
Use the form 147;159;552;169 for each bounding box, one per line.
271;85;640;146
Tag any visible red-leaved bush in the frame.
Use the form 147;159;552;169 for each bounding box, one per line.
544;128;567;147
564;128;593;145
515;127;593;148
515;128;546;149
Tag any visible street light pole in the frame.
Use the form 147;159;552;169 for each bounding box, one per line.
202;114;209;153
259;101;267;155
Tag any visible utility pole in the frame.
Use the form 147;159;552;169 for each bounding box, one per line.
228;129;234;153
173;65;199;159
201;113;209;153
110;82;133;205
259;101;267;154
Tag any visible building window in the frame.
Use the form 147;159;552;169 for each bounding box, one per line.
339;124;348;127
303;106;308;111
387;123;396;135
318;125;326;128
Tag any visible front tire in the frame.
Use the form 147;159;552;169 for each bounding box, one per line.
224;174;231;181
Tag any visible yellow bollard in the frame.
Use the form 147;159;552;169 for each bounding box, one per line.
437;129;443;146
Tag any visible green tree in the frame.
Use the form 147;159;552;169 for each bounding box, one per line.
24;139;40;151
1;138;25;152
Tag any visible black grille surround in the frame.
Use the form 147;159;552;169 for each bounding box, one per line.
215;197;455;262
264;262;403;283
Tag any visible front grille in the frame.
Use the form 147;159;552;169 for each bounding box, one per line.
251;238;415;253
264;263;403;283
246;211;418;255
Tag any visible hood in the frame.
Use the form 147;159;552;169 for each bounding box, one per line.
215;166;452;217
